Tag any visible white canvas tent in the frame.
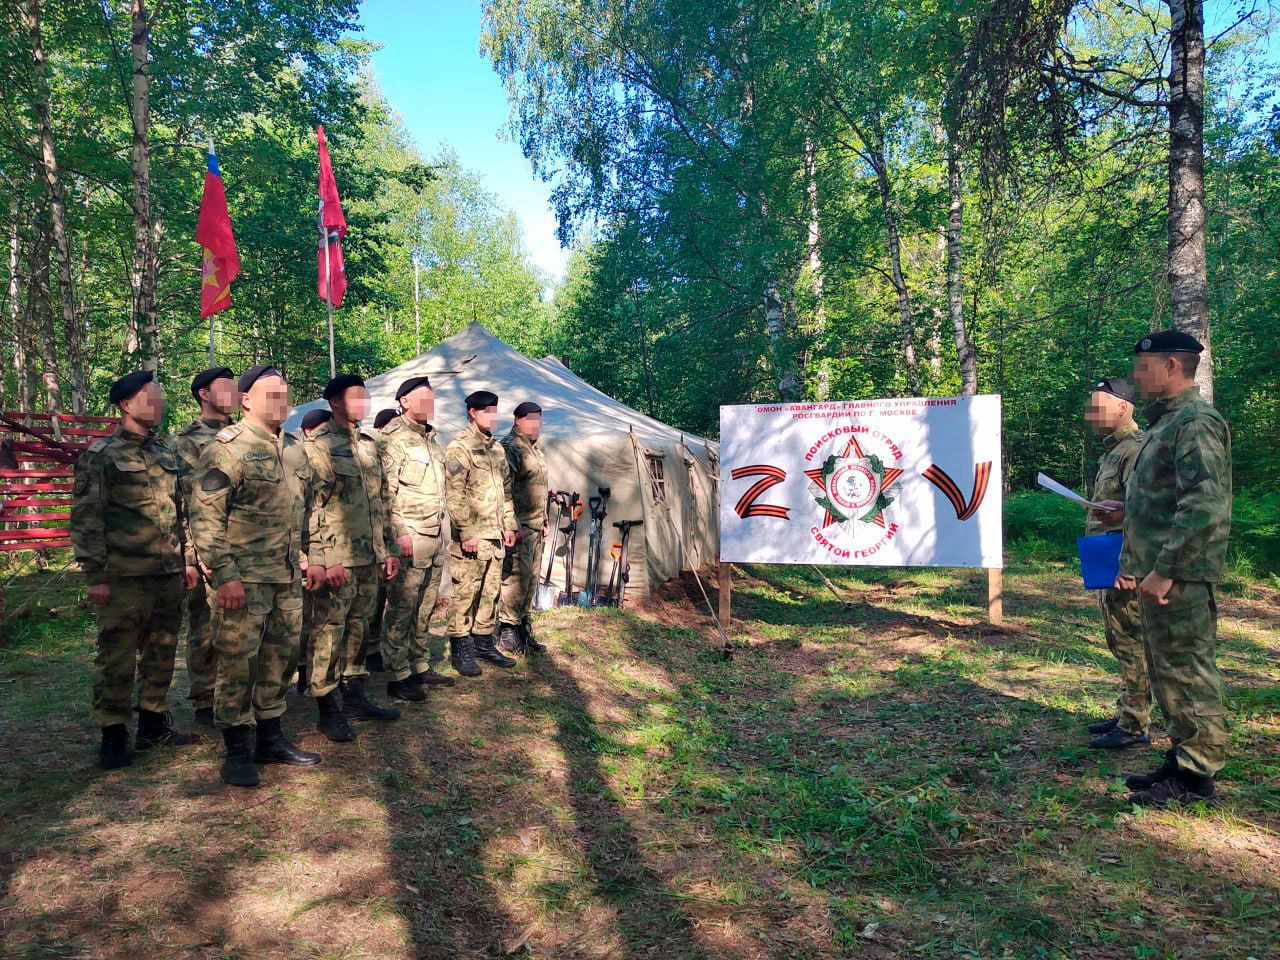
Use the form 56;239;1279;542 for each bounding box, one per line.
285;322;720;600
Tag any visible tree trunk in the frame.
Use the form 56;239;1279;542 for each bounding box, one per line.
946;129;979;396
764;281;800;402
30;214;61;413
129;0;159;371
868;113;921;396
804;133;830;400
25;0;86;412
1167;0;1210;398
7;210;23;414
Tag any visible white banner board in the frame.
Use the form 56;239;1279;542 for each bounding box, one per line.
719;396;1003;568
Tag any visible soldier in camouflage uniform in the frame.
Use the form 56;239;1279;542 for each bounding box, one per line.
444;390;519;674
172;366;238;726
378;376;456;702
294;408;333;695
1096;331;1232;806
71;370;199;769
190;365;321;787
365;407;401;671
1082;378;1151;750
305;374;401;740
498;401;550;655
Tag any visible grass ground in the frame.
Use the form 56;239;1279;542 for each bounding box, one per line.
0;556;1277;960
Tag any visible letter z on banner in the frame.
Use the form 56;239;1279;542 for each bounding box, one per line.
719;396;1003;567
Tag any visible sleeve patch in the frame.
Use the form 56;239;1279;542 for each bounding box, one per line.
447;458;463;476
1177;448;1208;485
200;468;231;492
74;472;89;495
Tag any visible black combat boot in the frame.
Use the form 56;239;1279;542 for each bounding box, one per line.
520;623;546;654
340;677;401;722
1130;768;1217;807
135;709;197;750
1087;715;1119;735
450;635;482;677
220;726;259;787
364;650;385;672
193;706;215;727
254;716;322;766
295;663;309;696
474;632;517;668
412;666;456;687
1125;746;1180;791
315;690;357;742
99;724;133;770
1089;726;1149;750
497;623;524;654
388;678;427;703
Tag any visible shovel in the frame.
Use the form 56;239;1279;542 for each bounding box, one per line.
534;492;563;611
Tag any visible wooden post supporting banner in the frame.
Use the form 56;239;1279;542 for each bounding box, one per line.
718;559;732;626
987;568;1003;625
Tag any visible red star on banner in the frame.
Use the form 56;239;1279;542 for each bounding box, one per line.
805;434;903;528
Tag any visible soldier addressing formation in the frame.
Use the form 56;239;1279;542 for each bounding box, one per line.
1094;330;1234;808
66;329;1237;810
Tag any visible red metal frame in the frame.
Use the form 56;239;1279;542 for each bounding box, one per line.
0;412;119;553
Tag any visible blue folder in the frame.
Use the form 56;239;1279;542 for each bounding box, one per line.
1077;532;1124;590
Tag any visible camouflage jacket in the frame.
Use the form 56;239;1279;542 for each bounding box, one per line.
1086;420;1144;536
190;419;308;585
71;426;191;585
444;422;516;542
306;423;396;569
377;415;447;544
501;429;548;530
1121;386;1232;581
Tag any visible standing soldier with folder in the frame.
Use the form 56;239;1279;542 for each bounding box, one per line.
1082;378;1151;750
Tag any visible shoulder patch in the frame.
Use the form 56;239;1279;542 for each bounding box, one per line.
216;425;240;443
74;471;90;495
200;467;231;492
447;458;463;476
86;438;109;454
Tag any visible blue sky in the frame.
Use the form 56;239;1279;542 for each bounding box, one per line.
356;0;569;281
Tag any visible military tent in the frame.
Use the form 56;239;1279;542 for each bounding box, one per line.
285;322;719;600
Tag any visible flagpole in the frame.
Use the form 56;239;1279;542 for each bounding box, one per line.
207;138;217;365
320;198;335;378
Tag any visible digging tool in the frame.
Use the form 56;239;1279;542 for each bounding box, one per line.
557;493;583;607
604;519;643;609
534;491;563;611
578;486;612;607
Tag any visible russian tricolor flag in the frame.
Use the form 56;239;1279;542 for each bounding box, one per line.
196;142;240;319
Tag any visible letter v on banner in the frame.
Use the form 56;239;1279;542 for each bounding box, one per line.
923;462;992;521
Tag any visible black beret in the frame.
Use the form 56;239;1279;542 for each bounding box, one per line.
1134;330;1204;355
465;390;498;410
109;370;153;405
323;373;365;401
190;366;235;399
238;364;283;393
395;376;432;401
513;401;543;418
1093;378;1135;404
373;408;399;430
300;409;332;431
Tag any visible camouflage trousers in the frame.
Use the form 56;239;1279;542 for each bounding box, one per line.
185;577;216;710
210;579;303;728
499;527;543;627
306;563;378;698
448;539;505;638
385;534;446;681
368;578;388;657
1141;581;1227;778
91;573;183;726
1097;586;1151;734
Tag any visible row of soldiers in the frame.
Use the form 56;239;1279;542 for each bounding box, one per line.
70;364;549;787
1082;330;1232;807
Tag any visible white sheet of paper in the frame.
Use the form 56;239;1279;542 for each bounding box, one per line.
1036;472;1107;510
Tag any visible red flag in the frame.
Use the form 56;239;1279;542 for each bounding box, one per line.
317;125;348;308
196;143;239;319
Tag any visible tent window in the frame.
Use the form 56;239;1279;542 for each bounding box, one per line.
646;454;667;503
